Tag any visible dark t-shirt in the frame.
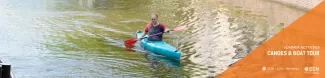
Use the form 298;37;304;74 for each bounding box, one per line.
144;24;166;41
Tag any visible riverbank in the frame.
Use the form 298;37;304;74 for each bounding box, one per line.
270;0;322;11
0;60;15;78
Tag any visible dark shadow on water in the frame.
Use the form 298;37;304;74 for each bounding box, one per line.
124;46;182;77
124;47;181;68
144;53;182;78
145;53;181;68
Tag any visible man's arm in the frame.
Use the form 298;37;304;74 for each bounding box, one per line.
162;24;171;33
164;29;171;33
139;24;150;39
140;31;147;38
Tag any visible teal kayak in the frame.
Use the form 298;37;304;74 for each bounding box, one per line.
136;31;181;61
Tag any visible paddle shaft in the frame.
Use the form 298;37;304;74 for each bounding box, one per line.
124;26;185;48
142;30;173;38
146;32;163;37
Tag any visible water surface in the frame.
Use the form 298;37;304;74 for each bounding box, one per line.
0;0;306;77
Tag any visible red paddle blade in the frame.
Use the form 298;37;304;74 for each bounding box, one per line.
124;39;137;48
172;26;186;31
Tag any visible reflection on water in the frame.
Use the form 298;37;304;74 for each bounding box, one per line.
0;0;307;77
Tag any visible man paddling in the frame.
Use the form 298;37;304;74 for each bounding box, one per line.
138;13;171;41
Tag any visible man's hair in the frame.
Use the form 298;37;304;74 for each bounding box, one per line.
152;13;158;18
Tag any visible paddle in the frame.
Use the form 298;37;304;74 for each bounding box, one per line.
124;25;186;48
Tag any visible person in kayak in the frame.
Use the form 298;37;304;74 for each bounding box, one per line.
138;13;171;41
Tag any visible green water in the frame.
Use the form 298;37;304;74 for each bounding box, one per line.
0;0;304;78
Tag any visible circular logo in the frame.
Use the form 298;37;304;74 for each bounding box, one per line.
304;67;309;71
262;66;266;71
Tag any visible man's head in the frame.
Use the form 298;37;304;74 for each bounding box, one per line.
151;13;158;24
